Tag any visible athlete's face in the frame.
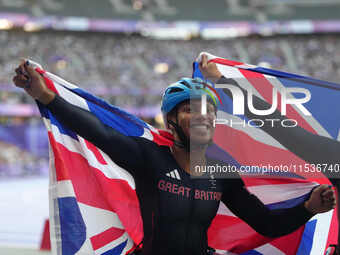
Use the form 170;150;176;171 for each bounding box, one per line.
170;100;216;145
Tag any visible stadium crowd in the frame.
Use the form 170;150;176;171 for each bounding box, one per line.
1;31;340;108
0;141;49;177
0;31;340;177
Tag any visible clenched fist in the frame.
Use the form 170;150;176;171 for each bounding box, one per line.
199;54;222;83
13;60;55;105
304;184;336;214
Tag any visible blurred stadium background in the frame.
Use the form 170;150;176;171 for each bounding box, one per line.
0;0;340;254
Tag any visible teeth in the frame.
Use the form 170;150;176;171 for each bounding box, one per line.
191;125;208;129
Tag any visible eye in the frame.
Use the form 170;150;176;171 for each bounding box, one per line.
207;105;212;112
183;106;191;113
207;105;216;115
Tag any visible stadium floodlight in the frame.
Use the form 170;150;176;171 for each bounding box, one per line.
201;27;250;39
23;22;43;32
141;27;192;40
0;19;13;30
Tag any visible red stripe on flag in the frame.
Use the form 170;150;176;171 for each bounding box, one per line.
85;140;107;165
49;133;143;244
325;189;339;251
90;227;125;250
213;124;325;179
208;214;272;252
151;130;173;147
208;214;305;254
238;69;317;134
242;177;313;187
48;132;70;180
49;132;112;209
210;58;244;67
35;68;59;95
269;226;305;254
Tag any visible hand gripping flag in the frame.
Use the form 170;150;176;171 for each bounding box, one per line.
193;52;340;255
33;52;339;255
31;60;171;255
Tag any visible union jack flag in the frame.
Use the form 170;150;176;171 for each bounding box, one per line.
193;52;340;255
33;50;339;255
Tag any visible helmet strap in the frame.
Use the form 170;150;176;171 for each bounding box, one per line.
167;107;191;151
168;119;190;152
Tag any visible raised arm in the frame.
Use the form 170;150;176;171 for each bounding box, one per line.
13;60;144;174
222;179;335;238
45;95;145;172
218;75;340;166
199;54;340;166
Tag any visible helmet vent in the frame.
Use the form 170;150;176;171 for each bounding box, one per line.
179;81;192;89
168;87;184;94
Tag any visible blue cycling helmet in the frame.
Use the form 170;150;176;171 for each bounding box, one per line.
161;78;220;150
161;77;219;116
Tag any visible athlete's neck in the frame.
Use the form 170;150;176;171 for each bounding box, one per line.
171;143;207;176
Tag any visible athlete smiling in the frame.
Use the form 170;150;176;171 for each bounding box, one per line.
12;59;336;255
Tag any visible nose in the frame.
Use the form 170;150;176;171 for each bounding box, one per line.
191;111;215;123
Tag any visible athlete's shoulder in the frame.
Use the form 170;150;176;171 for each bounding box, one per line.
131;136;172;153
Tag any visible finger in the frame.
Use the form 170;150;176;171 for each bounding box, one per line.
13;76;28;88
315;184;330;195
327;201;336;209
13;75;28;85
322;185;334;192
13;71;29;82
322;203;336;210
323;200;336;207
15;65;26;76
24;61;39;78
15;67;23;75
323;199;336;207
322;197;335;204
16;62;30;81
199;54;203;62
202;54;208;68
322;189;335;198
19;62;27;74
324;194;337;202
322;190;336;203
322;193;335;202
324;203;336;210
325;201;336;208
